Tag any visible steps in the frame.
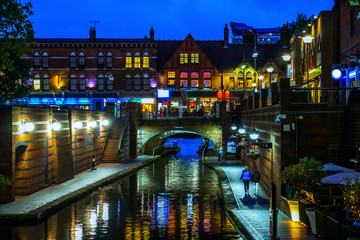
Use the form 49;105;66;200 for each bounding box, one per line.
102;139;119;163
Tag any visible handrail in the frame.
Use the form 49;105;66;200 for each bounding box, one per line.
153;145;164;157
117;116;129;151
102;125;111;154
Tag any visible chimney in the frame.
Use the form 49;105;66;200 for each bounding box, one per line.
224;24;229;48
90;27;96;43
150;27;154;41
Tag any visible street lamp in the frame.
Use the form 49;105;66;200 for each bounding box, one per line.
238;126;246;134
249;127;259;140
266;66;274;84
258;75;264;89
302;35;313;82
282;54;291;79
231;125;237;131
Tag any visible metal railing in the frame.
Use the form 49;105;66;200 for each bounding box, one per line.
117;116;129;152
142;112;218;120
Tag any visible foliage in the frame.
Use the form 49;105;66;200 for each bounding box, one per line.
283;13;313;45
280;157;325;203
342;179;360;222
0;174;11;191
246;148;261;158
0;0;34;100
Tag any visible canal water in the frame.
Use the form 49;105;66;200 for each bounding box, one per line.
4;138;241;239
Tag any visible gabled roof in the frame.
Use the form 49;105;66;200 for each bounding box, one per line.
156;40;182;70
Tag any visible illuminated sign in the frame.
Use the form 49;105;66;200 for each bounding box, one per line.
225;91;230;99
200;98;210;102
211;98;218;102
217;91;222;99
157;89;169;98
142;98;154;104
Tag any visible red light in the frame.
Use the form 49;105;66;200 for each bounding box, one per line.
163;102;168;105
217;91;222;99
190;102;195;108
225;91;230;99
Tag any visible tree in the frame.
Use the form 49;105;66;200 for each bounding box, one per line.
0;0;34;101
342;179;360;222
283;13;313;45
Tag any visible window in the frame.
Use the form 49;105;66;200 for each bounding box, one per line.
33;51;40;67
191;72;199;78
237;72;244;88
229;77;235;89
33;74;40;90
143;74;150;90
42;52;48;68
191;53;199;63
191;80;199;88
180;72;188;78
204;80;211;88
180;53;188;64
85;133;92;148
125;52;132;68
97;52;104;67
246;72;253;87
134;74;141;90
204;72;211;78
70;52;76;68
134;57;141;68
125;74;132;91
168;79;175;86
180;80;188;88
168;72;175;78
43;74;49;91
97;74;104;91
79;75;86;91
106;52;113;68
79;52;85;67
143;52;149;68
106;73;113;90
70;74;77;91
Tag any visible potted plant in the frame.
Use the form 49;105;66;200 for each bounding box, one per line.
246;148;261;159
280;157;325;229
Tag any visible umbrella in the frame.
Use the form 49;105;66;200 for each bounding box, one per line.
321;171;360;185
321;163;353;172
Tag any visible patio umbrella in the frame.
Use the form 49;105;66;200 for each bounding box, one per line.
321;163;353;172
321;171;360;185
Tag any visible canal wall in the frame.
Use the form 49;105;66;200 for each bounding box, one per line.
0;106;111;203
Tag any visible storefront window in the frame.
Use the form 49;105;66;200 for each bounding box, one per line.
204;80;211;88
191;80;199;88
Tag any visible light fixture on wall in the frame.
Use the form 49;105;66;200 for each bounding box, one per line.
231;125;237;131
249;127;259;140
88;119;97;128
238;126;246;134
20;117;35;132
73;118;83;129
101;119;109;126
49;118;61;131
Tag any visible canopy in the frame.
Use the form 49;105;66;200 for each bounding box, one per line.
321;163;353;172
321;171;360;185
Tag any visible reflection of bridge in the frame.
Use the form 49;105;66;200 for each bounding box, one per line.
138;119;223;155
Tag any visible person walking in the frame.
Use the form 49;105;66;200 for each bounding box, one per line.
240;166;251;195
251;167;261;195
218;145;223;163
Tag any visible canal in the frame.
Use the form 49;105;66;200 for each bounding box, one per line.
4;138;242;239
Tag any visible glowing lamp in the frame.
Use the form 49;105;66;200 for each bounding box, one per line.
24;122;35;132
238;127;246;134
217;91;222;99
331;69;343;80
225;91;230;99
252;82;257;87
75;121;83;129
231;125;237;131
266;67;274;73
302;35;313;44
288;200;300;221
241;64;246;69
258;75;264;80
249;127;259;140
89;120;97;128
252;50;258;58
52;122;61;131
282;55;291;62
102;119;109;126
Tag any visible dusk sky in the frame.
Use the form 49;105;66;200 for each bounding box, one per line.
30;0;334;40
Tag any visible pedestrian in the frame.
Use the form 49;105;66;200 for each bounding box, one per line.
251;167;261;195
92;156;97;170
159;107;163;117
240;166;251;195
218;145;223;163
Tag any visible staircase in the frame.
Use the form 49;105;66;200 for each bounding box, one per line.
102;139;119;163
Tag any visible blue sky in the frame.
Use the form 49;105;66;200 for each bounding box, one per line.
30;0;334;40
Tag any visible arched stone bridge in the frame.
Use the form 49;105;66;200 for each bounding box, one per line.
138;119;223;155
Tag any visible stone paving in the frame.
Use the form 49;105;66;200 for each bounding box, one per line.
206;157;320;240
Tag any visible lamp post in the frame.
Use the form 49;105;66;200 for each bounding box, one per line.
282;54;291;80
258;75;264;89
253;48;259;91
302;35;313;82
266;66;274;85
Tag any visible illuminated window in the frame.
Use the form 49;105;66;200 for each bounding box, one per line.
237;72;244;88
33;51;40;67
168;72;175;78
70;74;77;91
70;52;76;68
180;53;188;64
204;72;211;78
33;74;40;90
125;52;132;68
134;74;141;90
125;74;132;91
43;74;49;91
191;72;199;78
134;57;141;68
79;52;85;67
42;51;48;68
191;80;199;88
180;80;188;88
246;72;253;87
143;73;150;90
143;52;149;68
204;80;211;88
106;73;113;90
97;52;104;67
229;77;235;89
79;75;86;91
97;74;104;91
191;53;199;63
106;52;113;68
168;79;175;86
180;72;188;78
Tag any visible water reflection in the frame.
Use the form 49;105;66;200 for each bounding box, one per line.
2;138;241;239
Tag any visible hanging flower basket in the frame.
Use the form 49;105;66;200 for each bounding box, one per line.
236;141;246;150
246;149;261;159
